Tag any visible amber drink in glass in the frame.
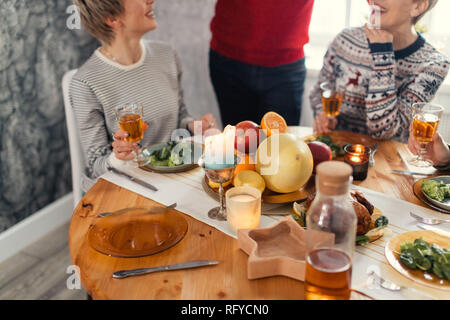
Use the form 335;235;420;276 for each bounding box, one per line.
408;103;444;167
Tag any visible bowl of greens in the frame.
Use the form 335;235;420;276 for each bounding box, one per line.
141;141;203;173
421;176;450;211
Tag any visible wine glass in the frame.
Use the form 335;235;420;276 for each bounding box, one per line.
408;102;444;168
198;154;238;221
320;81;343;132
114;103;150;167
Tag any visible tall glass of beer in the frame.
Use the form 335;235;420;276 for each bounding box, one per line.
408;102;444;167
114;103;150;166
320;81;343;131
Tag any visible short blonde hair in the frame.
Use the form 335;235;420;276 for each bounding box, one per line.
413;0;438;24
73;0;124;45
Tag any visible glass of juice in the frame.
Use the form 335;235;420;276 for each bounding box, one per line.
408;103;444;168
320;81;343;131
114;103;150;166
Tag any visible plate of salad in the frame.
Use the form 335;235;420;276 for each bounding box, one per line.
140;141;203;173
421;176;450;211
385;230;450;290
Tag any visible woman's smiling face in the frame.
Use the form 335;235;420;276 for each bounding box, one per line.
368;0;428;31
117;0;157;37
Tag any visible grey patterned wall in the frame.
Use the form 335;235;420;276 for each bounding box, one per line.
0;0;98;231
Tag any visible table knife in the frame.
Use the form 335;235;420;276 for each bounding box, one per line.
109;167;158;191
417;224;450;236
112;260;220;279
391;170;435;177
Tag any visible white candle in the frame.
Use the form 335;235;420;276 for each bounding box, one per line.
205;125;236;169
226;186;262;231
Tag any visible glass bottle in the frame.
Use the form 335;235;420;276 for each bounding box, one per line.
304;161;357;300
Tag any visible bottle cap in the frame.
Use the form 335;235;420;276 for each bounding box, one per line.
316;161;353;195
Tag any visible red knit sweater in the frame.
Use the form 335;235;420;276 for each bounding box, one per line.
210;0;314;67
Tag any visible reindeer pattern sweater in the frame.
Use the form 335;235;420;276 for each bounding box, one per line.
310;27;449;143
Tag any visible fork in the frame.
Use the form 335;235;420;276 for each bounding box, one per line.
410;212;450;225
367;271;434;300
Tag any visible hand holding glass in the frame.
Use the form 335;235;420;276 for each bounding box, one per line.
408;103;444;168
320;81;343;131
114;103;149;166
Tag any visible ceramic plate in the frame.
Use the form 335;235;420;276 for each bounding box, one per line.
140;141;202;173
385;230;450;290
88;207;188;258
413;178;450;214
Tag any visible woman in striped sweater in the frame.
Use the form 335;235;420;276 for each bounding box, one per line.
310;0;449;143
70;0;217;192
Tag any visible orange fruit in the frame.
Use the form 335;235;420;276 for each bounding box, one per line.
261;111;288;137
233;153;256;184
233;170;266;193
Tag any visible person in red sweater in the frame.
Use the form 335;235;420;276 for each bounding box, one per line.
209;0;314;127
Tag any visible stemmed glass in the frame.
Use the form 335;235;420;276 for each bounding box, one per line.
320;81;343;132
408;102;444;168
114;103;150;167
198;155;238;221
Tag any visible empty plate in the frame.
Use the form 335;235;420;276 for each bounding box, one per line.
88;207;188;258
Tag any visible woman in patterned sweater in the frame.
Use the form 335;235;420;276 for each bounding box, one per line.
310;0;449;143
70;0;218;192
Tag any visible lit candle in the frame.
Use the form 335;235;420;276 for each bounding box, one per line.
204;125;236;169
344;144;370;181
226;186;262;231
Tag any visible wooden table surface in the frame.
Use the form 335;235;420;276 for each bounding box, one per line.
68;127;436;300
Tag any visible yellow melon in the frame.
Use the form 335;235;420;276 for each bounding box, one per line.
256;133;313;193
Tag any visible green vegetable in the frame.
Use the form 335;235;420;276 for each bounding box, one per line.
399;238;450;280
421;179;450;202
400;253;416;269
356;235;370;245
374;216;389;228
148;141;192;167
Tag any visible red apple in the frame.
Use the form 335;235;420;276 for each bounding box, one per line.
235;121;261;154
307;141;333;172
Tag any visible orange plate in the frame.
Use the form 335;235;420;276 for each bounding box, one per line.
88;207;188;258
385;230;450;290
413;178;450;214
202;175;314;204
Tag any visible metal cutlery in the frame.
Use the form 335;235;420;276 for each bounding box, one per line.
97;202;177;218
109;167;158;191
112;260;220;279
417;224;450;237
367;271;434;300
391;170;435;177
410;211;450;225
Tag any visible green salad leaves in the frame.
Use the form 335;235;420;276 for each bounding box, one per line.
399;238;450;280
421;179;450;203
148;141;191;167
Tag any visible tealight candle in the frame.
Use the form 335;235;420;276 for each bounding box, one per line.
344;144;370;181
226;186;262;231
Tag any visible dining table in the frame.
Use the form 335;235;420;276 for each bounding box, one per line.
68;126;445;300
